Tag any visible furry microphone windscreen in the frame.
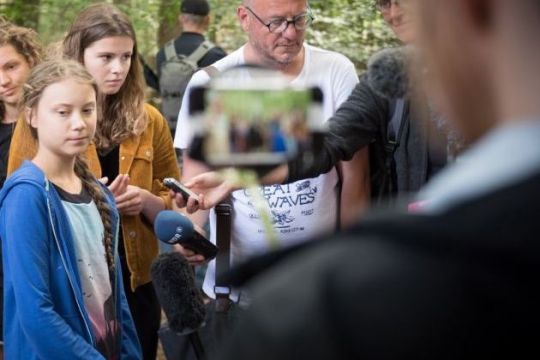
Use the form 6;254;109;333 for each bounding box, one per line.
366;46;411;100
151;252;206;332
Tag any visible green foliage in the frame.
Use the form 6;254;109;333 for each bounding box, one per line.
207;0;246;52
219;90;310;120
308;0;397;69
0;0;396;72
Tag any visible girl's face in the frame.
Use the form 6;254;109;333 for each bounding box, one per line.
28;78;97;159
0;44;32;108
82;36;134;95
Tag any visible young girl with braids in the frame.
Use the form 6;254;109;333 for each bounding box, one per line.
8;5;180;358
0;59;141;359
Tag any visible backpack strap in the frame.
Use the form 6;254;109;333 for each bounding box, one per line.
334;164;343;232
163;40;177;62
214;200;233;312
186;40;215;66
383;98;409;196
202;65;220;78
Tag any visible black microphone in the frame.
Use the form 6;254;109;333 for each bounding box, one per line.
154;210;218;260
366;46;412;100
151;252;207;360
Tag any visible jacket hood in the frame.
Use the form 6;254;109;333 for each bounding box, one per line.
0;160;47;208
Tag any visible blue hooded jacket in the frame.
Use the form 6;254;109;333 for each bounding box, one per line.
0;161;141;359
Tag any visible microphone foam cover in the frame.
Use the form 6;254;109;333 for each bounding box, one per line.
366;46;411;100
151;252;206;332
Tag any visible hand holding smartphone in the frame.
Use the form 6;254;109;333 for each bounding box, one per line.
163;178;200;202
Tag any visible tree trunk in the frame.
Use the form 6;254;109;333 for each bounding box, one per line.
157;0;180;48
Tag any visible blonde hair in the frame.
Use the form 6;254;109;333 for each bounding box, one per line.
0;18;43;120
63;3;147;150
22;59;115;272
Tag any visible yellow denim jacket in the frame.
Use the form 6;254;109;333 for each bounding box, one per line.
8;104;180;290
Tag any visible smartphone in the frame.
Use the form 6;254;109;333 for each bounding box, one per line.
163;178;200;202
187;67;324;176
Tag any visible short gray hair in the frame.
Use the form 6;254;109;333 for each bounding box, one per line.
182;13;207;26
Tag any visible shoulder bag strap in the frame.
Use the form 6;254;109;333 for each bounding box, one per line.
214;200;233;312
384;98;409;196
334;164;343;232
387;98;407;147
202;65;220;78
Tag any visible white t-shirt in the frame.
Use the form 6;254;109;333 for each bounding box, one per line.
174;44;358;301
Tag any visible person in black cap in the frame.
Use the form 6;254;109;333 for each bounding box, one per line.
156;0;226;138
156;0;226;72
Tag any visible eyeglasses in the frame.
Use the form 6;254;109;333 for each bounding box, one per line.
376;0;405;12
245;6;314;34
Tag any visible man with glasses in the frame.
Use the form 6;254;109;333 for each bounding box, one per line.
172;0;363;304
376;0;414;43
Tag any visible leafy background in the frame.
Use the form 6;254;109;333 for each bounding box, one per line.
1;0;396;73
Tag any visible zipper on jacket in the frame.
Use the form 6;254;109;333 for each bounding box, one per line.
44;181;95;346
112;215;120;336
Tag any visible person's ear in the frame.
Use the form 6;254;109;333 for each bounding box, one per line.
237;6;250;32
25;107;37;129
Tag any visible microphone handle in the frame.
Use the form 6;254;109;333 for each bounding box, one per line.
189;332;206;360
183;231;218;260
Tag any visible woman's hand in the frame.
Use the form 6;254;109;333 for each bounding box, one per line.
104;174;130;197
115;185;146;216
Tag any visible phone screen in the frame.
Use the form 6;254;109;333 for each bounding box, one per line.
189;86;323;170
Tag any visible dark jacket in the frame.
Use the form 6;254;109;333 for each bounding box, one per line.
288;75;429;202
219;169;540;359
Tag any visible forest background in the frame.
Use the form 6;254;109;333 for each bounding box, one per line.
1;0;397;75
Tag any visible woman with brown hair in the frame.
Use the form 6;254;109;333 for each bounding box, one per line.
0;19;42;358
0;19;42;188
8;4;180;358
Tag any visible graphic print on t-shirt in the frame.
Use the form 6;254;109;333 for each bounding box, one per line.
241;181;319;234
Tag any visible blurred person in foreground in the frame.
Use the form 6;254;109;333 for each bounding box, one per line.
214;0;540;358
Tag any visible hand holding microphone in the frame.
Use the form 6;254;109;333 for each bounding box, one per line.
154;210;218;261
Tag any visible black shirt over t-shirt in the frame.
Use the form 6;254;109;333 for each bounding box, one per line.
98;146;126;262
0;121;12;341
0;122;15;189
